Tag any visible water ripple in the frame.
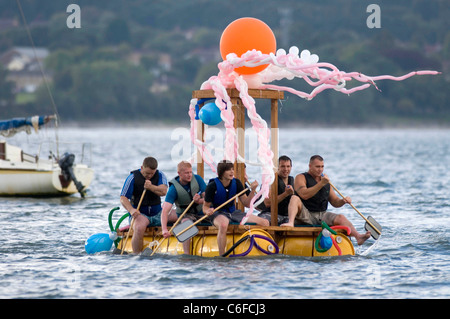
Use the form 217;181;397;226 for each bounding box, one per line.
1;128;449;299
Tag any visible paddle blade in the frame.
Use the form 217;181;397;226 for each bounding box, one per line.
364;216;382;240
85;233;113;254
140;247;153;256
172;220;199;242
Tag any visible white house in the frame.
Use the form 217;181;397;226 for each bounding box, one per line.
0;47;50;93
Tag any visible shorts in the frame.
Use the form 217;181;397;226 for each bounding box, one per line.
129;210;162;226
209;209;247;224
258;211;289;225
182;212;211;225
295;205;338;226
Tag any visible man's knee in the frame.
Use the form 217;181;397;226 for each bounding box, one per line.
333;214;347;225
134;217;149;233
289;195;303;211
290;195;300;204
215;217;229;231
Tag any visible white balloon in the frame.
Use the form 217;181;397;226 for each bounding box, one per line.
322;229;331;237
289;46;299;56
242;73;263;89
276;48;287;56
310;54;319;64
300;49;311;60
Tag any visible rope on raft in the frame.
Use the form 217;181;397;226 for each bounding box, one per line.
222;233;279;257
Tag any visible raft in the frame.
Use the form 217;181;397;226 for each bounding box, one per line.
86;90;363;258
111;206;355;258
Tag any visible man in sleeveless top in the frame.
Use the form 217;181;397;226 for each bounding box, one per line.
120;156;171;253
283;155;371;245
161;161;207;254
258;155;296;224
203;160;269;255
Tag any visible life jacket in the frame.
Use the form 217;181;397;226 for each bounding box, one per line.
131;169;161;209
212;177;237;213
300;172;330;212
277;175;295;215
257;175;294;215
169;175;202;215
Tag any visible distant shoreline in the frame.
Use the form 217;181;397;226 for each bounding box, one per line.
56;119;450;130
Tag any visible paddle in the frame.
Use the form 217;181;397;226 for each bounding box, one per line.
172;188;250;242
329;181;382;240
149;196;198;256
121;189;146;255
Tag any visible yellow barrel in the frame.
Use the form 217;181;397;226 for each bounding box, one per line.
118;228;354;257
277;236;315;256
227;229;278;257
192;234;235;257
191;229;278;257
118;235;185;255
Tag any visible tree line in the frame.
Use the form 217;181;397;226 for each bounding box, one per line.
1;0;448;126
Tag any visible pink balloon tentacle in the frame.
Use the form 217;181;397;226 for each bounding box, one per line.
190;44;439;227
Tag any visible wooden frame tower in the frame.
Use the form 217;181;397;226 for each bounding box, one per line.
192;89;284;226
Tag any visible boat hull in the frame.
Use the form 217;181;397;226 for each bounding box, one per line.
0;163;93;196
0;139;93;196
117;225;355;257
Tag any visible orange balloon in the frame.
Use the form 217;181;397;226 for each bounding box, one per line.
220;17;276;75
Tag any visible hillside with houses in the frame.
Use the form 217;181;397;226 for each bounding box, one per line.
0;0;449;126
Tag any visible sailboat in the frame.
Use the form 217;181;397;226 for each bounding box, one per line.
0;115;93;197
1;1;94;197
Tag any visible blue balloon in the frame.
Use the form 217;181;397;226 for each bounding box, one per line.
85;233;113;254
319;233;333;251
199;102;222;125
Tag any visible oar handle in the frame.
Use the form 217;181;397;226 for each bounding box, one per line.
176;188;250;237
329;182;381;235
213;187;249;213
121;189;146;255
149;197;198;257
136;189;146;211
170;197;196;230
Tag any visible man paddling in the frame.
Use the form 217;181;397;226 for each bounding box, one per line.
120;156;174;253
203;160;270;255
161;161;207;254
281;155;371;245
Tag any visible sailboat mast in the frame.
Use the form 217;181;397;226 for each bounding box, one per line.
16;0;61;158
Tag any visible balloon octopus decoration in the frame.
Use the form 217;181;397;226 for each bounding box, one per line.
188;17;439;224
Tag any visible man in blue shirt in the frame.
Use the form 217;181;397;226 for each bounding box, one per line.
161;161;207;254
120;156;170;253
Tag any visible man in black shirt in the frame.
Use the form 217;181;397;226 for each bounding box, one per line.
258;155;296;225
284;155;370;245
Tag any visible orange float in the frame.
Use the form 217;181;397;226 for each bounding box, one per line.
219;17;276;75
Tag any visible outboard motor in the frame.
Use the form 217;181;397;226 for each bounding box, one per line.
58;152;86;197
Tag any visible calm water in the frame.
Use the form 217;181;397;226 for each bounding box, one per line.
1;126;449;299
